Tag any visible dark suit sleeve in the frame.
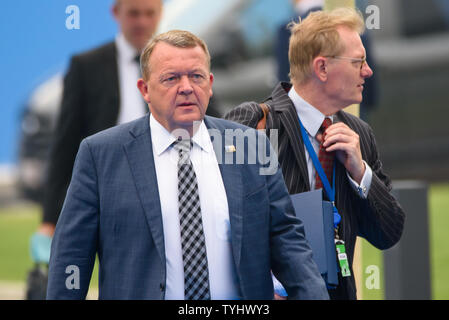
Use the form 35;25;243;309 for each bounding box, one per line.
47;139;99;299
356;126;405;249
262;138;328;300
42;56;85;225
224;102;263;129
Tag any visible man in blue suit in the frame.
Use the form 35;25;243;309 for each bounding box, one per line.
46;30;328;300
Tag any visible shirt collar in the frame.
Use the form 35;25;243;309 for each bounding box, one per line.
289;85;333;137
149;114;212;156
115;33;140;63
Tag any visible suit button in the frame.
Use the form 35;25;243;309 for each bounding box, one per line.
160;283;165;292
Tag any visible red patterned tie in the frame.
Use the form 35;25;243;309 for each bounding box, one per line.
315;118;334;189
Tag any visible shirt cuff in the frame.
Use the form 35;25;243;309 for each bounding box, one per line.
346;161;372;199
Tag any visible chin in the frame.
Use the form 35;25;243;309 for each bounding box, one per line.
351;94;363;105
175;114;203;126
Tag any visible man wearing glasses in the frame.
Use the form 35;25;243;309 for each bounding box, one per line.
225;8;405;300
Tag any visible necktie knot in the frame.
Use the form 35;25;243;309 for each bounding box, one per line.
174;139;193;165
315;117;334;191
174;138;192;152
316;118;332;143
320;117;332;133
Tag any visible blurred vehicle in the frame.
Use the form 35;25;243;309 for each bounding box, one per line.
17;74;62;202
16;0;293;202
158;0;293;111
365;0;449;180
17;0;449;202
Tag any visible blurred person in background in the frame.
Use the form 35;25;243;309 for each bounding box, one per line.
226;7;404;300
275;0;323;84
275;0;378;121
30;0;163;271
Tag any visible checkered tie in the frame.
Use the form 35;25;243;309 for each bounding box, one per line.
174;139;211;300
315;118;334;190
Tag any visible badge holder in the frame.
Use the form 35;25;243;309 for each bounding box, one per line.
299;117;351;278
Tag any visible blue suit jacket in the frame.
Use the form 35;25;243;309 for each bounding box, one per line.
46;115;328;300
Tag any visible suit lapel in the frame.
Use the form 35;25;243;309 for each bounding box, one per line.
270;83;310;191
123;116;165;264
204;117;243;269
278;108;310;190
102;42;120;126
218;160;243;269
110;42;120;122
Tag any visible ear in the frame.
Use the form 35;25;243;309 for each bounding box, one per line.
312;56;328;82
111;3;119;21
208;72;214;97
137;78;150;104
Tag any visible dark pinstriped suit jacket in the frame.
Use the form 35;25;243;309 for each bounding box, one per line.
225;82;405;300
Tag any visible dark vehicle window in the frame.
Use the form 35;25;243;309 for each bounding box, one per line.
208;0;292;67
400;0;449;37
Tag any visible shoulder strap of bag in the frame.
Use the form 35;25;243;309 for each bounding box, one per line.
256;103;270;129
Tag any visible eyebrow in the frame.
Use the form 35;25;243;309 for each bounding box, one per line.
158;72;176;81
159;69;207;78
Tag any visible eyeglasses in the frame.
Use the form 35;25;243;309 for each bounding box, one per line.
327;56;367;70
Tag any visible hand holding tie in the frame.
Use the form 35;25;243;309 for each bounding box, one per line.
320;122;365;184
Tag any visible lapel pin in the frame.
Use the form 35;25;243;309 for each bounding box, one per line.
225;145;236;153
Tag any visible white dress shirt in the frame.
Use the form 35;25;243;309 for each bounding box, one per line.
150;115;241;300
288;86;372;198
115;33;147;125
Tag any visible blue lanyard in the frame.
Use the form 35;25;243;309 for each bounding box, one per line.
298;117;341;229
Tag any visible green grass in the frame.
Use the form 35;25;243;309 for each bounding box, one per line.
0;204;98;292
1;182;448;299
0;205;39;281
360;238;384;299
429;183;449;299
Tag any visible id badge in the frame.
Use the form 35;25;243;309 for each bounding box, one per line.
335;240;351;277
